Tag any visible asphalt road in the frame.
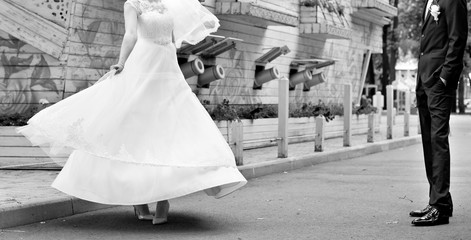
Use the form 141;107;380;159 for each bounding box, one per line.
1;115;471;240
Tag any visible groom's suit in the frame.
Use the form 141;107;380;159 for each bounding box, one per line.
416;0;467;214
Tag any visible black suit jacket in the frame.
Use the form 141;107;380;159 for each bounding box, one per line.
417;0;468;90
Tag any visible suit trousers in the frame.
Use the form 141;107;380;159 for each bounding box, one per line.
416;77;453;214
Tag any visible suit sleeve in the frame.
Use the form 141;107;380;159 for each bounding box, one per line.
439;0;468;84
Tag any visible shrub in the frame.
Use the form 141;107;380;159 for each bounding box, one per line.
203;99;239;122
205;99;343;122
289;101;336;122
236;103;277;120
353;104;378;115
0;107;38;126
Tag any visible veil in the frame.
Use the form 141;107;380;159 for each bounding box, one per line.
166;0;220;48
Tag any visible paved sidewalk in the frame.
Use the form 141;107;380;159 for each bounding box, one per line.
0;115;421;229
2;118;471;240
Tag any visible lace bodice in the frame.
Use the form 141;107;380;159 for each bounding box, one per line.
125;0;173;45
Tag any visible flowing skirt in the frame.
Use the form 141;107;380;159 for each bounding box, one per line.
17;40;247;205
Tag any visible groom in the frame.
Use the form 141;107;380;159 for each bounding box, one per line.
411;0;468;226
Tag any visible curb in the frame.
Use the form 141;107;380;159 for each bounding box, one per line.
0;135;421;229
0;197;114;229
239;135;422;179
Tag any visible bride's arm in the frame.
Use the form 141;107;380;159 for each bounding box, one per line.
110;4;139;73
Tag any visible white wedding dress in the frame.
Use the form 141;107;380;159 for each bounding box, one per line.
17;0;247;205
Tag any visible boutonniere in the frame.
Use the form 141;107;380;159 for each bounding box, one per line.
429;3;440;24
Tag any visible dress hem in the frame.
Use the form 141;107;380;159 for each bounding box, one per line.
51;150;247;205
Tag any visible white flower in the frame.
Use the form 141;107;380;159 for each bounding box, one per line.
430;4;440;22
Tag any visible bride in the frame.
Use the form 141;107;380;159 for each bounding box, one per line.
17;0;247;225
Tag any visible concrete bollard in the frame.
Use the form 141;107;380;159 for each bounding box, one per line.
404;90;411;137
367;113;375;143
315;116;325;152
278;77;289;158
392;108;396;125
343;84;352;147
230;121;244;166
373;92;384;125
386;85;393;139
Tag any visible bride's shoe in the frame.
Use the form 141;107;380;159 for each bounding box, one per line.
204;186;221;196
134;205;153;221
153;200;169;225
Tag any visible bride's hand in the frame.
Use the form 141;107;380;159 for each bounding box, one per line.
110;63;124;73
203;20;216;29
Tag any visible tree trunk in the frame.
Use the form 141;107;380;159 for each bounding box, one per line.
381;24;390;106
389;0;399;86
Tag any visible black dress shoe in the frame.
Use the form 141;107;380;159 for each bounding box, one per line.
409;205;433;217
411;207;449;226
410;205;453;217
